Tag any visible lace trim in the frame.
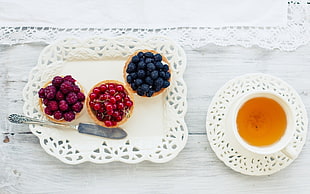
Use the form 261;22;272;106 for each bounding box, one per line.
0;1;309;51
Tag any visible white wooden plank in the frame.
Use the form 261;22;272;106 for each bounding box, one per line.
1;43;310;193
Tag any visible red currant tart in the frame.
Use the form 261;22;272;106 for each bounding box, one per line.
38;75;85;122
86;80;134;128
124;50;171;97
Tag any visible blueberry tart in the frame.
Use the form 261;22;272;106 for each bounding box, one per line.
124;50;171;97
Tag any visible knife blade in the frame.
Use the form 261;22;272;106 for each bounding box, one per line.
8;114;127;139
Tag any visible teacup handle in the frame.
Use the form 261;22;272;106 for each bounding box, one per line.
281;146;297;159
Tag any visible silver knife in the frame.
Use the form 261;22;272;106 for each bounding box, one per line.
7;114;127;139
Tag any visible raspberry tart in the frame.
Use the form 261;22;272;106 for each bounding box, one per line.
124;50;171;97
38;75;86;122
86;80;134;128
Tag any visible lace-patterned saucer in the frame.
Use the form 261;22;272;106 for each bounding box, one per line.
206;73;308;176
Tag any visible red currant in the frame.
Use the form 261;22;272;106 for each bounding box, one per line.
109;89;116;95
116;85;124;92
107;110;114;116
115;94;122;102
93;87;101;95
125;100;133;107
109;96;116;104
115;115;123;122
99;84;107;92
93;103;101;111
106;103;113;111
112;110;120;117
96;113;104;121
89;93;97;100
117;102;124;109
104;120;112;127
108;84;115;90
99;94;105;101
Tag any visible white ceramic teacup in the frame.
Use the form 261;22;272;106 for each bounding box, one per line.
230;91;297;159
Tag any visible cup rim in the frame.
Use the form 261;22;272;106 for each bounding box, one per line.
232;91;295;155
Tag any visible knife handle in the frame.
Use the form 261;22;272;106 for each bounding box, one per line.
8;114;75;129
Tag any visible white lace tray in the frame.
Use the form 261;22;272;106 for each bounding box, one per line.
206;73;308;176
23;36;188;164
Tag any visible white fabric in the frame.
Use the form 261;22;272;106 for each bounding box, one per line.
0;0;287;28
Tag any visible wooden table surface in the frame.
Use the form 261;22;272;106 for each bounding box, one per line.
1;42;309;193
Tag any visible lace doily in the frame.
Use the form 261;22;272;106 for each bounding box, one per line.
22;36;188;164
1;1;309;51
206;73;308;176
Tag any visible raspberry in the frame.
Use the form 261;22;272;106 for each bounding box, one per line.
59;100;69;111
63;75;75;83
38;88;45;98
60;81;74;94
73;85;80;93
71;102;83;113
55;91;64;101
53;111;63;120
47;101;58;111
66;92;78;105
44;107;53;116
77;92;85;101
43;98;49;106
52;76;63;87
44;85;57;99
63;111;75;122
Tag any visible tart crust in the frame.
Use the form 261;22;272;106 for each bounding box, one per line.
124;49;171;97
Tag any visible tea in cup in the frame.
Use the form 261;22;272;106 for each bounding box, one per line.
231;91;296;159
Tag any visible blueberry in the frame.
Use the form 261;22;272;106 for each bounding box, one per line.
127;75;133;83
145;76;153;85
137;52;144;58
155;62;164;70
163;80;170;88
165;72;171;80
131;83;138;90
137;87;145;96
134;78;143;86
144;52;154;58
159;71;166;78
163;64;169;71
154;54;162;62
126;62;136;73
150;70;159;80
154;77;164;89
154;85;162;92
145;58;154;64
147;63;156;71
146;90;155;97
130;72;137;79
137;70;146;78
131;56;139;64
138;61;146;69
140;84;150;92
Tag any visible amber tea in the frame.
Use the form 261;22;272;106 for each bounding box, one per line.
236;97;287;146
